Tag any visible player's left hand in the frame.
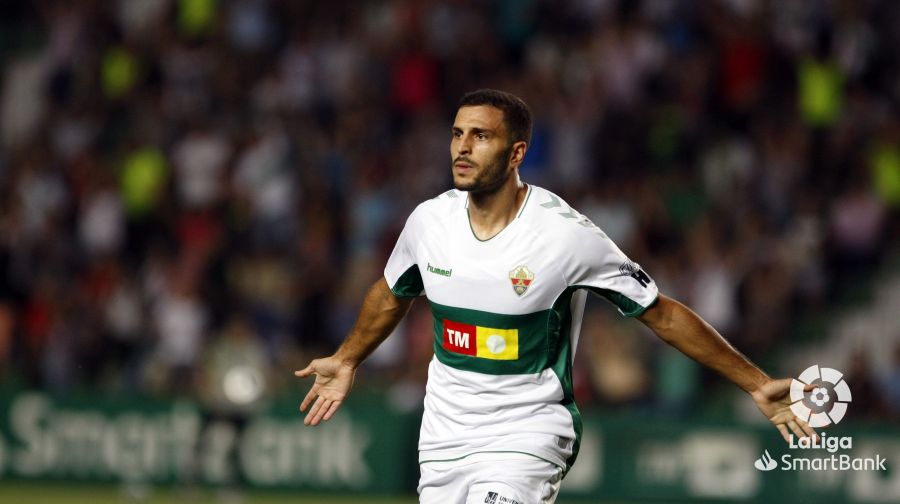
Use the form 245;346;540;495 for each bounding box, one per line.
751;378;818;444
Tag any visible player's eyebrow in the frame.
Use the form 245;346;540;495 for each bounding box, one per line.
452;126;496;136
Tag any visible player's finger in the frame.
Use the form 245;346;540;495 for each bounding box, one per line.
798;419;818;441
776;424;790;444
322;400;342;421
804;383;815;392
309;398;332;426
769;409;792;424
299;384;320;412
304;395;325;424
787;419;806;440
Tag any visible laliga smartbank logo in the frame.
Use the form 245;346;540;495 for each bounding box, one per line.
754;365;888;472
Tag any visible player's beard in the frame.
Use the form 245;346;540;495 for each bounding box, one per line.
452;144;513;196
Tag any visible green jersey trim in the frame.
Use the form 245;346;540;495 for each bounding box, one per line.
390;265;424;298
581;285;657;317
548;287;583;474
419;450;563;469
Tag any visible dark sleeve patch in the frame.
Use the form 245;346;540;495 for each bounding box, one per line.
390;265;424;298
585;287;657;317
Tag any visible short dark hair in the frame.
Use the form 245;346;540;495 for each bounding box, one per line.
458;89;532;145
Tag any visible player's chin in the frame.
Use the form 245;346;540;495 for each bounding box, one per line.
452;176;479;192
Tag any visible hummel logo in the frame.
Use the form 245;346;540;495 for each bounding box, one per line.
427;262;452;277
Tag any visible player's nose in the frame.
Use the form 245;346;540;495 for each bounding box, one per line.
455;134;472;155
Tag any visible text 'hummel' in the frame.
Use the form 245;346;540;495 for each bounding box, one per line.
427;263;452;277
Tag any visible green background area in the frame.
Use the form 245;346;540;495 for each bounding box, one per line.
0;483;415;504
1;390;898;503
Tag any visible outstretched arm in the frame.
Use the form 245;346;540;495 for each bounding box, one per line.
295;277;415;425
637;294;817;442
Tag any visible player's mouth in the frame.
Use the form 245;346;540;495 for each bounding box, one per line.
454;161;475;173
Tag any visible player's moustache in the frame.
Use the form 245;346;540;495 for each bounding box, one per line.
453;157;477;167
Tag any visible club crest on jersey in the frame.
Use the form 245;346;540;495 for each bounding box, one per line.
509;265;534;296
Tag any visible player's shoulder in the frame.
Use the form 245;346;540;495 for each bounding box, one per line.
431;188;467;204
525;186;593;232
408;188;465;223
524;184;616;251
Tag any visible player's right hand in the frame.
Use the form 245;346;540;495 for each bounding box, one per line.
751;377;819;443
294;357;356;426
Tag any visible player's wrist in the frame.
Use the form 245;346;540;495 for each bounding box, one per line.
332;349;362;370
746;375;774;398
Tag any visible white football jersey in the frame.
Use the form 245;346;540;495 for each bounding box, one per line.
384;184;658;472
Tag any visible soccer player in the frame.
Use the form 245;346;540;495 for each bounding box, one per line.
296;89;817;503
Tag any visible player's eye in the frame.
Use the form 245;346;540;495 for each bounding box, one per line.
476;133;487;140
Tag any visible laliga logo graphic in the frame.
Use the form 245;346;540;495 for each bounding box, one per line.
789;365;852;428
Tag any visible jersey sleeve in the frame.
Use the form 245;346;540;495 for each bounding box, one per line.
384;207;425;298
566;222;659;317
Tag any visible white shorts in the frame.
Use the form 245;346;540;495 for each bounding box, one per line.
418;453;563;504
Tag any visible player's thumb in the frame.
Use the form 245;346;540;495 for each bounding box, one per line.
762;377;792;399
294;363;315;377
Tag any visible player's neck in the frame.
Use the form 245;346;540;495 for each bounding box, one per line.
467;176;527;241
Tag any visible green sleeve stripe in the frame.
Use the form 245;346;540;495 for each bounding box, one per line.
582;286;657;317
390;265;423;298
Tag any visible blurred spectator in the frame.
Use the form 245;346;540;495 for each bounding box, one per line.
869;120;900;208
884;343;900;420
172;122;231;209
146;258;208;395
843;348;886;420
579;310;651;406
827;178;887;284
232;122;296;248
79;174;126;257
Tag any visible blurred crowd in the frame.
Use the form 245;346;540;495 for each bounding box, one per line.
1;0;899;420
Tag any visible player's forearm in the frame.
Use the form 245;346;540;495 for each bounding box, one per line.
333;277;414;369
639;294;770;394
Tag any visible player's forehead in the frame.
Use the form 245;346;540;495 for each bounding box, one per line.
452;105;507;133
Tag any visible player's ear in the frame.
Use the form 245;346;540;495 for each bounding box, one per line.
509;140;527;167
